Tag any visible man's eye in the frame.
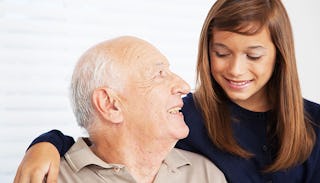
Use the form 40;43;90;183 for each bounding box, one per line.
155;70;165;78
159;70;163;76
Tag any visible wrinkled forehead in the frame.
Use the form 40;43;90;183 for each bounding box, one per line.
115;41;169;79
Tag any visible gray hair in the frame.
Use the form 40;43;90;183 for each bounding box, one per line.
70;46;118;129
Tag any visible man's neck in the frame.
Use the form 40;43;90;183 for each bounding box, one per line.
90;135;175;183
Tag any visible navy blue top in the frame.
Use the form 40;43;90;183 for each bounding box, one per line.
31;93;320;183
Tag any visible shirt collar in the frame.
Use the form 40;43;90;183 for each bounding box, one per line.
64;138;191;173
162;148;192;171
64;137;124;173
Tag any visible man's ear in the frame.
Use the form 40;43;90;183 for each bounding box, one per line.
92;87;123;123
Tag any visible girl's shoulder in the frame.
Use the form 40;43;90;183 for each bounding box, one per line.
182;93;197;111
303;99;320;126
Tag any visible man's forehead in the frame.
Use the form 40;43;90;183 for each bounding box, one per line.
123;46;168;67
96;36;169;73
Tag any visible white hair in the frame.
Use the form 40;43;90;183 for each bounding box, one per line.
70;46;119;129
70;36;147;128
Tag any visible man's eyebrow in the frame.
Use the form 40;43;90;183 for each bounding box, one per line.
155;62;169;67
155;62;164;66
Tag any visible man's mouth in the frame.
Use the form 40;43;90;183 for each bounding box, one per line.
168;107;182;114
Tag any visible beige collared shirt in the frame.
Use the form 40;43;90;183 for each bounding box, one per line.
58;138;227;183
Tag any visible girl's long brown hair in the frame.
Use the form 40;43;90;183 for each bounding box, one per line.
194;0;315;172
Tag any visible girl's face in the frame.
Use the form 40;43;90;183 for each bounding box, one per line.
209;27;276;111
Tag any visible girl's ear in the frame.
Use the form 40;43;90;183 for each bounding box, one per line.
92;87;123;123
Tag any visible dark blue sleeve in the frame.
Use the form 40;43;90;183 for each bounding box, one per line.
28;129;75;156
304;99;320;183
309;130;320;183
310;168;320;183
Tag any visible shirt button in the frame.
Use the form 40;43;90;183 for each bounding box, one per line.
262;145;268;152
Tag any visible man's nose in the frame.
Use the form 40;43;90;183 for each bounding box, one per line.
171;73;191;95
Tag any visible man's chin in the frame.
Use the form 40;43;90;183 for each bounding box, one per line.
175;126;190;140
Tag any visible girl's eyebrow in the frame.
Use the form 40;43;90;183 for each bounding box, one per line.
212;43;267;52
247;45;267;50
211;43;227;48
211;43;228;49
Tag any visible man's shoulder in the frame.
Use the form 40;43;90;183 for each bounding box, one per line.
58;137;113;183
170;148;227;182
58;138;91;182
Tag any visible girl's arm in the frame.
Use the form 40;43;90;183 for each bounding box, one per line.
13;130;75;183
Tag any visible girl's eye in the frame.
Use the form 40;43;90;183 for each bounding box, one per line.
247;55;262;61
215;52;230;58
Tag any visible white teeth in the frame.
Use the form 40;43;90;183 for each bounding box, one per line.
168;107;181;114
229;80;248;86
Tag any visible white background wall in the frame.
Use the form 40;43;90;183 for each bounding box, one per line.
0;0;319;182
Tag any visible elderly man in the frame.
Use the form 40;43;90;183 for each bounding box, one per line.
15;36;226;183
